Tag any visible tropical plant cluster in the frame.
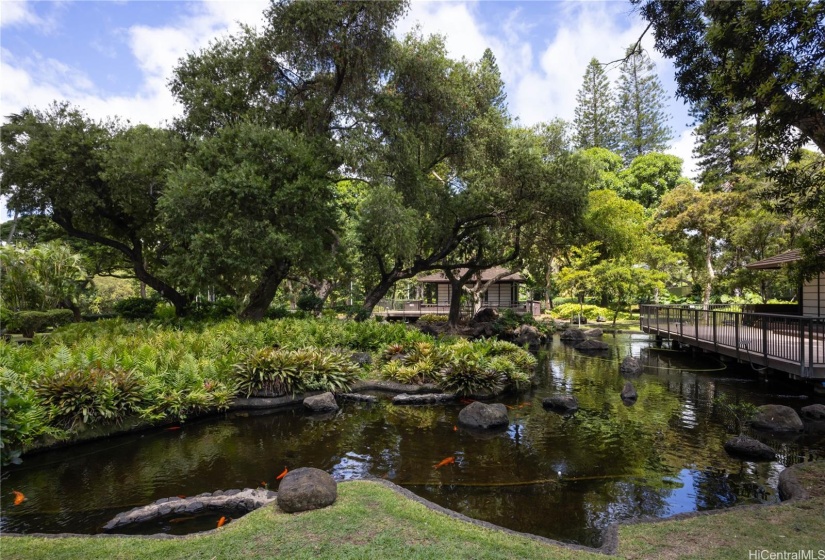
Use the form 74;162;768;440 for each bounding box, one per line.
378;339;536;395
0;317;538;464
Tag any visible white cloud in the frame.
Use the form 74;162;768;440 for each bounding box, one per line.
667;126;699;181
0;1;46;29
0;0;269;127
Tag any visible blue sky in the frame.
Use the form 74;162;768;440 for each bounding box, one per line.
0;0;699;219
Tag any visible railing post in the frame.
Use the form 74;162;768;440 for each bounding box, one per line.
655;306;659;333
695;309;699;342
734;312;740;362
666;307;670;335
799;317;805;375
679;307;684;338
762;317;769;364
712;310;718;351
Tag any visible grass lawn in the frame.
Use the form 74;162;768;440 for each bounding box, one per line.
4;463;825;560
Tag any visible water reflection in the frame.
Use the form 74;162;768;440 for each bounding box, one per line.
2;334;824;547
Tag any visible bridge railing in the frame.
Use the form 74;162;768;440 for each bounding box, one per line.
640;305;825;375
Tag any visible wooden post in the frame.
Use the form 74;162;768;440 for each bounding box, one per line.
712;311;718;351
735;312;740;362
695;309;700;342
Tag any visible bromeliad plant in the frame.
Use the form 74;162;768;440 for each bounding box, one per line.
233;347;359;397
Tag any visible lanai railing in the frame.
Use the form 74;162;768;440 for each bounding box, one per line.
640;304;825;379
374;299;540;319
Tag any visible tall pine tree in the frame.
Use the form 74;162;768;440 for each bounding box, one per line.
692;102;754;192
617;47;672;162
574;58;619;151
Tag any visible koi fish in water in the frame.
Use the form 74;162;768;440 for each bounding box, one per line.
459;398;475;405
217;516;228;528
12;490;26;506
177;495;187;499
166;426;181;431
276;467;288;480
452;425;458;432
433;456;455;469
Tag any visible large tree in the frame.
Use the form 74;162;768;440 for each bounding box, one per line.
616;48;672;162
633;0;825;267
574;58;620;151
0;104;190;315
165;0;408;319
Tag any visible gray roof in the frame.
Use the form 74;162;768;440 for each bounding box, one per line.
417;266;525;283
745;249;825;269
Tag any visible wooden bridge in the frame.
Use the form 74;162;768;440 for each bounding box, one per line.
640;304;825;380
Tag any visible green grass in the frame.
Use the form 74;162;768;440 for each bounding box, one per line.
4;464;825;560
0;481;598;560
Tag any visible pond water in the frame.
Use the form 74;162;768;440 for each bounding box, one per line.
3;333;825;547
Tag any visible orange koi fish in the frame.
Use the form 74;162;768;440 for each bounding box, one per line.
459;398;475;405
452;425;458;432
12;490;25;506
276;467;288;480
217;516;227;528
433;456;455;469
166;426;181;431
260;481;268;488
176;495;187;499
169;516;195;524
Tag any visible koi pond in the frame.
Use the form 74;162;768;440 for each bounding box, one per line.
3;334;825;547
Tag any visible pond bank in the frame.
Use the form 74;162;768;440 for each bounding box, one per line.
3;461;824;560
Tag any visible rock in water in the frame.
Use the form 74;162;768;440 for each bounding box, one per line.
457;401;509;430
559;329;586;342
621;382;637;402
542;395;579;413
573;339;609;352
303;392;339;413
620;356;643;377
277;468;337;513
750;405;803;432
583;328;603;337
801;404;825;420
723;436;776;461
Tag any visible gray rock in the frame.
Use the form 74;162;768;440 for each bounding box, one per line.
620;356;643;377
574;339;609;352
801;404;825;420
277;467;337;513
596;316;606;323
337;393;378;404
620;382;637;402
559;329;586;342
392;393;456;405
184;500;205;513
350;352;372;366
542;395;579;413
778;465;811;501
457;402;509;430
472;307;499;324
583;328;603;337
513;324;542;347
303;392;339;413
751;404;804;432
723;435;776;461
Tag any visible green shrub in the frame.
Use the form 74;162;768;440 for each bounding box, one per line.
12;309;74;338
418;314;448;323
114;297;158;320
265;305;291;319
0;369;63;466
233;346;359;397
548;303;629;321
297;291;324;314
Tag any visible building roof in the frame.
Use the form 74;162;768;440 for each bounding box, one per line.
417;266;525;283
745;249;825;270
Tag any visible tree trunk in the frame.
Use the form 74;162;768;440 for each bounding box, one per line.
703;236;715;306
240;261;291;321
447;279;465;328
361;273;399;320
132;260;190;317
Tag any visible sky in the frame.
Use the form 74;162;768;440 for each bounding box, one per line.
0;0;700;220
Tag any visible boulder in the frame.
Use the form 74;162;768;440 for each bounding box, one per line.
559;329;586;342
392;393;456;406
457;401;509;430
513;324;542;349
337;393;378;404
620;356;643;377
571;315;588;324
277;467;337;513
470;323;495;339
350;352;372;366
583;328;603;337
596;316;606;323
303;392;339;413
574;339;609;352
542;395;579;413
801;404;825;420
750;405;804;432
472;307;499;324
620;381;637;402
723;436;777;461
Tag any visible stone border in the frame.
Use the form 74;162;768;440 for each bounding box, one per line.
102;488;277;531
350;380;442;394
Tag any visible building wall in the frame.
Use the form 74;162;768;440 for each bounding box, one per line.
484;283;513;307
437;284;450;306
802;271;824;317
